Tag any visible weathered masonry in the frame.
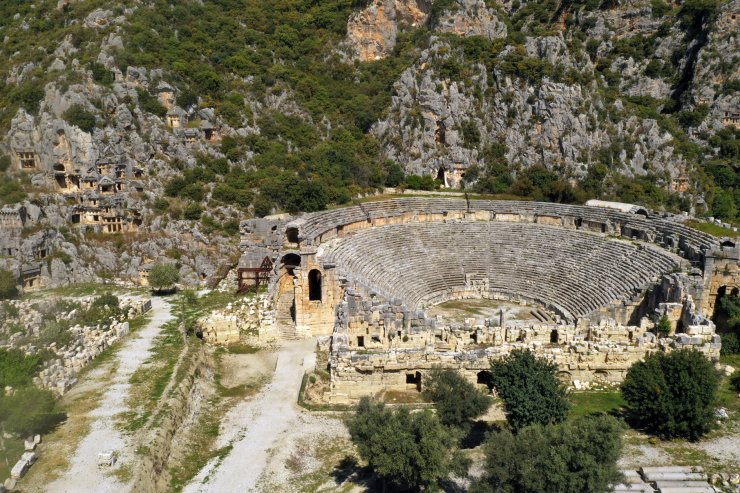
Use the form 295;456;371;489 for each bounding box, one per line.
237;198;737;401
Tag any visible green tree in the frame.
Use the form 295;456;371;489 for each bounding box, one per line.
148;263;180;293
423;367;491;428
621;349;720;440
0;269;18;300
472;415;623;493
490;350;570;432
346;397;465;491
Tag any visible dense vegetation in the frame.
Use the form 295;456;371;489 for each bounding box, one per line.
490;349;570;431
715;291;740;355
0;0;737;219
347;366;624;491
346;396;466;491
471;415;624;493
621;349;720;440
0;269;19;300
422;367;491;429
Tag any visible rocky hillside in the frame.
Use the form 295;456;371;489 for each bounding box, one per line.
0;0;737;289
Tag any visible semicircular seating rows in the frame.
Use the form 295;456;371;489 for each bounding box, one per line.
293;199;716;263
319;221;681;321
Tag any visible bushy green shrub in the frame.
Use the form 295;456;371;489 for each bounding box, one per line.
63;104;97;133
90;62;115;86
472;415;624;493
621;349;720;439
405;174;438;191
184;203;203;220
0;387;65;436
423;367;491;428
148;263;180;292
136;88;167;118
0;349;42;389
346;397;466;490
491;349;570;432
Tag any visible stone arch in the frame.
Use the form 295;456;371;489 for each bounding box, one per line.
281;253;301;269
556;371;572;384
720;239;736;248
594;370;610;383
476;370;493;391
634;208;649;218
285;227;299;245
308;269;322;301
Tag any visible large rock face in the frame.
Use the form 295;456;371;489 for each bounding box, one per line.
346;0;431;61
372;37;686;183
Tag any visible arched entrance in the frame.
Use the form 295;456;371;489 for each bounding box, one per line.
476;370;493;392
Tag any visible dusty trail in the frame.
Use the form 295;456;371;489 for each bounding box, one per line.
184;338;317;493
44;297;174;493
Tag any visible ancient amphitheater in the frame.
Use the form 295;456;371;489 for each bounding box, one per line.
235;197;738;402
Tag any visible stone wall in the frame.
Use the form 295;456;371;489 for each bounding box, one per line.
197;293;277;345
1;296;151;395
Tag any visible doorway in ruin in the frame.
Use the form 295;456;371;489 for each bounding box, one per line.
550;329;559;344
476;370;493;392
712;285;739;332
275;253;301;334
406;371;422;392
436;167;446;187
308;269;322;301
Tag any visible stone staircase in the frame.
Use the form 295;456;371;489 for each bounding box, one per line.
275;291;298;340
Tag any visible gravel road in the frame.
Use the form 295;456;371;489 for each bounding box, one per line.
44;297;174;493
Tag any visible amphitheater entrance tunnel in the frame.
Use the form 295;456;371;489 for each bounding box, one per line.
476;370;493;391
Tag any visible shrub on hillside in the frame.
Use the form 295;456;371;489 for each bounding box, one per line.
621;349;720;440
0;349;42;389
63;104;97;133
0;387;65;436
0;269;19;300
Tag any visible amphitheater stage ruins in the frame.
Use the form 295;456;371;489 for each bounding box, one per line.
221;197;738;403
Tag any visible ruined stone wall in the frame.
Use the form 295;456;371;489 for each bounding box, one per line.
698;247;740;317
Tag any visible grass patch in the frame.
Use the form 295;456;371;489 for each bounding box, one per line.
225;343;260;355
166;402;227;492
109;461;133;482
0;435;25;480
684;220;738;238
123;316;184;433
569;391;626;418
22;282;147;300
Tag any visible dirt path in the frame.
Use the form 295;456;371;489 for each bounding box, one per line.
184;338;317;493
43;296;174;493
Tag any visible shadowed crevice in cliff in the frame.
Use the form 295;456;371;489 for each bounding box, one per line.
668;3;719;111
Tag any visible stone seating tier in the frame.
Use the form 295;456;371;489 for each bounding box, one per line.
320;221;681;321
292;199;717;264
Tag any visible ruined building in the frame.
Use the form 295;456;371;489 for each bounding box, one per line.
235;198;737;401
